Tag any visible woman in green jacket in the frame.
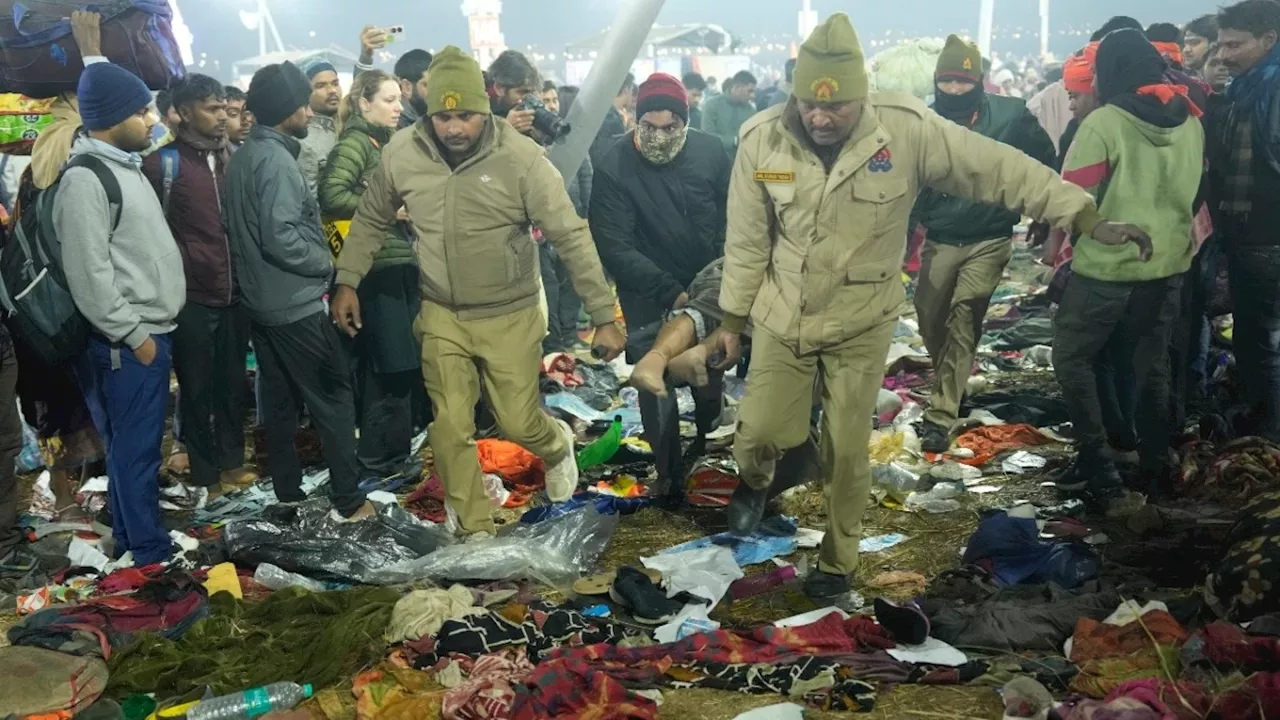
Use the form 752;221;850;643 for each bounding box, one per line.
320;69;421;485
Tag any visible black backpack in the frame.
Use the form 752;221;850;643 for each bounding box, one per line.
0;155;122;366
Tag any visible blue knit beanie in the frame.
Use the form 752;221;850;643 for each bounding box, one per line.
77;63;154;132
297;56;337;80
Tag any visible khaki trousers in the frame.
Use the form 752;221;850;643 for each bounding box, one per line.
417;301;569;533
914;237;1013;428
734;319;897;576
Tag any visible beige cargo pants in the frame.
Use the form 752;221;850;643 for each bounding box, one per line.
914;237;1013;428
416;301;570;534
733;317;897;576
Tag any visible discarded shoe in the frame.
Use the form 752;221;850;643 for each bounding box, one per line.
874;597;930;645
573;568;663;596
545;419;580;502
920;422;951;454
727;481;768;537
804;570;850;600
609;566;683;625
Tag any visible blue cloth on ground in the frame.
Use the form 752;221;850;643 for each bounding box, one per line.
660;516;799;566
962;511;1098;589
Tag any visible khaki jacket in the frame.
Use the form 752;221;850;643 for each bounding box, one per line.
720;94;1103;355
336;117;615;326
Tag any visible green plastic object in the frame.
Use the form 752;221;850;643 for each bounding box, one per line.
576;416;622;470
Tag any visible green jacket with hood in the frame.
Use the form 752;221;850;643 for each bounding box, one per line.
912;93;1058;246
319;115;415;269
1062;104;1203;282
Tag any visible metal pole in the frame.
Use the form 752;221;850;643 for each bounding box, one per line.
977;0;995;58
1039;0;1050;60
547;0;668;183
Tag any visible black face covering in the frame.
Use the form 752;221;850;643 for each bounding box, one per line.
1095;28;1189;128
934;83;985;124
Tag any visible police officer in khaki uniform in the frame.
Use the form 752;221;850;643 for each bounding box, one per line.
711;13;1152;599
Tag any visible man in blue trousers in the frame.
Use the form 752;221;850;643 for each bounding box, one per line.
55;62;187;566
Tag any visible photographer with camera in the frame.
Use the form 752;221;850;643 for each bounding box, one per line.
487;51;568;142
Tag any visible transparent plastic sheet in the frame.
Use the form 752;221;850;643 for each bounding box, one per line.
363;505;619;590
222;498;455;584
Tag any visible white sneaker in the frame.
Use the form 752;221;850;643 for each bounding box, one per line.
545;419;580;502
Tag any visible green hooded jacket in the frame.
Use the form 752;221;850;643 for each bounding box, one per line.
319;114;415;268
911;93;1058;246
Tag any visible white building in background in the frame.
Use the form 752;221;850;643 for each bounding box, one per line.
798;0;818;41
462;0;506;68
170;0;195;66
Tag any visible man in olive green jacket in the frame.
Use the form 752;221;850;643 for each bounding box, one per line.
911;36;1058;453
332;47;625;537
710;13;1152;600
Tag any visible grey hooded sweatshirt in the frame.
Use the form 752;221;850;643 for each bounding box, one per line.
53;136;186;349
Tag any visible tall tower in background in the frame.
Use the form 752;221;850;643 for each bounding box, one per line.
798;0;818;41
461;0;506;68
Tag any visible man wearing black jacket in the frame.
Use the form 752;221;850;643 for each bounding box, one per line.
590;73;732;502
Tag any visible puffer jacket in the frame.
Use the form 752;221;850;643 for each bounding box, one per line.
912;93;1058;246
318;115;414;268
720;96;1104;355
335;115;615;326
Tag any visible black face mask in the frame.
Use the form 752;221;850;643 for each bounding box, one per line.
934;83;985;123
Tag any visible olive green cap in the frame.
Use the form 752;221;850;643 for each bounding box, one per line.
427;46;490;116
935;34;983;83
793;13;869;103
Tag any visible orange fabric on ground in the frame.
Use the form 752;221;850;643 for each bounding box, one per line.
953;424;1052;466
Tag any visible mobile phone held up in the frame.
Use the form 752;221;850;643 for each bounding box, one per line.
381;26;403;45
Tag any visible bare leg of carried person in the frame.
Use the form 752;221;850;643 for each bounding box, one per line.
630;314;712;396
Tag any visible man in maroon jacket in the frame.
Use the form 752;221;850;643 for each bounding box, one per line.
142;74;256;496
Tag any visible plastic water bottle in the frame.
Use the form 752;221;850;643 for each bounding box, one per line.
186;682;314;720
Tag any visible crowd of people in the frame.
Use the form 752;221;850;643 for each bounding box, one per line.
0;0;1277;604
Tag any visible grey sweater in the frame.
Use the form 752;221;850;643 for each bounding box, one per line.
298;113;337;199
224;124;333;327
53;137;185;349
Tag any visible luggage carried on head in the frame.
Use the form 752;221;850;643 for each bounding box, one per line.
0;0;186;98
0;93;55;155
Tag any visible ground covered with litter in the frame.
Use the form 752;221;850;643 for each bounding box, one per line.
3;242;1279;720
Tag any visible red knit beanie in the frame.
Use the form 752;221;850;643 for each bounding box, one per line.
636;73;689;124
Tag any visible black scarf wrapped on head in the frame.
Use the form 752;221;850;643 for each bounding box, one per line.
934;83;986;124
1095;28;1189;128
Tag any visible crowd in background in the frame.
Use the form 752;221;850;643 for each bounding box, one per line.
0;1;1276;603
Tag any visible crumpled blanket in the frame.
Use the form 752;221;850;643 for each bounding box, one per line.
953;424;1051;466
1178;437;1280;504
1068;610;1188;698
1206;487;1280;623
442;648;535;720
924;582;1119;653
386;586;487;644
510;612;894;716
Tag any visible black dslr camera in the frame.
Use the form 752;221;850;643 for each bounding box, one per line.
517;94;570;140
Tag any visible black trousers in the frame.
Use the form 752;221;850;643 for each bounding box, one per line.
252;312;364;516
0;347;23;558
171;302;250;487
540;244;583;353
1052;273;1182;471
355;365;417;477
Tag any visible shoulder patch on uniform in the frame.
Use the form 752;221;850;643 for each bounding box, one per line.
739;104;786;142
753;170;795;183
871;91;930;118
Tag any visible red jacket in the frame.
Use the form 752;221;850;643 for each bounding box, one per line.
141;135;236;307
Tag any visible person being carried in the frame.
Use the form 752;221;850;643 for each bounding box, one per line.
331;48;625;539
